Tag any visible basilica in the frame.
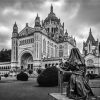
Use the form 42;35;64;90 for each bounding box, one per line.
11;5;76;72
0;5;100;76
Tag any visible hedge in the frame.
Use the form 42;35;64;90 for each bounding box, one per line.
37;67;58;86
17;72;28;81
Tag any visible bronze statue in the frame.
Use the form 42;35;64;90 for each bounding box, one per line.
59;48;95;100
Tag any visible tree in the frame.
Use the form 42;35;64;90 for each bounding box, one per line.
0;49;11;62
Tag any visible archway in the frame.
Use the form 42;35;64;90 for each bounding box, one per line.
20;52;33;70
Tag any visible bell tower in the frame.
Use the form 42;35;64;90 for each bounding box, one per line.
11;22;18;68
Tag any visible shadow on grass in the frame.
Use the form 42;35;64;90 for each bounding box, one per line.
0;79;21;83
34;84;58;88
0;81;13;83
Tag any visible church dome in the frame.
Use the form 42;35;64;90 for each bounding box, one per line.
44;5;60;24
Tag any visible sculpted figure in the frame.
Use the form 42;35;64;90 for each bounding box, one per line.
59;48;95;100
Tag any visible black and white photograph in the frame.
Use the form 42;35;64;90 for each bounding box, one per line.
0;0;100;100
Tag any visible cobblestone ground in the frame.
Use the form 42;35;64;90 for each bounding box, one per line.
0;77;100;100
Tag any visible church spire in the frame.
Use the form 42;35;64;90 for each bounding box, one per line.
89;28;92;34
86;28;95;45
50;4;53;13
35;13;39;20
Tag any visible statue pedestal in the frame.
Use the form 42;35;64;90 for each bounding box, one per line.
49;93;73;100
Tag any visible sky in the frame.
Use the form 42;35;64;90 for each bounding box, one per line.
0;0;100;53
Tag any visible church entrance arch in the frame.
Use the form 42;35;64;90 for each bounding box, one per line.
19;51;33;70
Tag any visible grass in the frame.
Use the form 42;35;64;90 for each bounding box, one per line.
0;77;58;100
0;77;100;100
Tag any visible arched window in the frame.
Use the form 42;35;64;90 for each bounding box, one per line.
48;28;49;33
55;45;57;57
37;42;38;58
43;39;46;54
52;28;53;33
59;45;63;57
47;41;49;57
89;44;91;52
51;47;53;57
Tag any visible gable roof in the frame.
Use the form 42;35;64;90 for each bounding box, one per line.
18;26;35;38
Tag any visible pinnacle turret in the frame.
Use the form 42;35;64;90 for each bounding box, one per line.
34;14;41;27
13;22;18;33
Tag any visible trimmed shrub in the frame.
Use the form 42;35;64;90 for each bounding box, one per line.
28;70;33;75
37;67;58;86
86;74;98;79
37;68;42;74
17;72;28;81
4;74;9;78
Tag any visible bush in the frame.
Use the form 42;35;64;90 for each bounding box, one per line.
37;68;42;74
28;70;33;75
4;74;9;78
37;67;58;86
95;75;100;78
86;74;98;79
17;72;28;81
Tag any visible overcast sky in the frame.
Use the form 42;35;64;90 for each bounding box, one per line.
0;0;100;53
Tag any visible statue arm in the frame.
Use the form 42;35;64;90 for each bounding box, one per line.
58;67;73;74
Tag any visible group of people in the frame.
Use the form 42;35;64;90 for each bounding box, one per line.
59;48;96;100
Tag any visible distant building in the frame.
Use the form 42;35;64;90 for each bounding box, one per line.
83;28;100;74
11;5;76;72
0;62;11;76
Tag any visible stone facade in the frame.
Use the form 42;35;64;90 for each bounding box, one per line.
83;28;100;74
11;5;76;72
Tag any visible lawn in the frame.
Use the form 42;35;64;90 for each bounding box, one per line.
0;77;100;100
0;77;58;100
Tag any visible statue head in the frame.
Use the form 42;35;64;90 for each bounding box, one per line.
68;48;85;65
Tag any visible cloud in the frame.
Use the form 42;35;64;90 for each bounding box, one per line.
2;7;20;16
0;25;10;33
0;33;11;50
0;0;100;53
